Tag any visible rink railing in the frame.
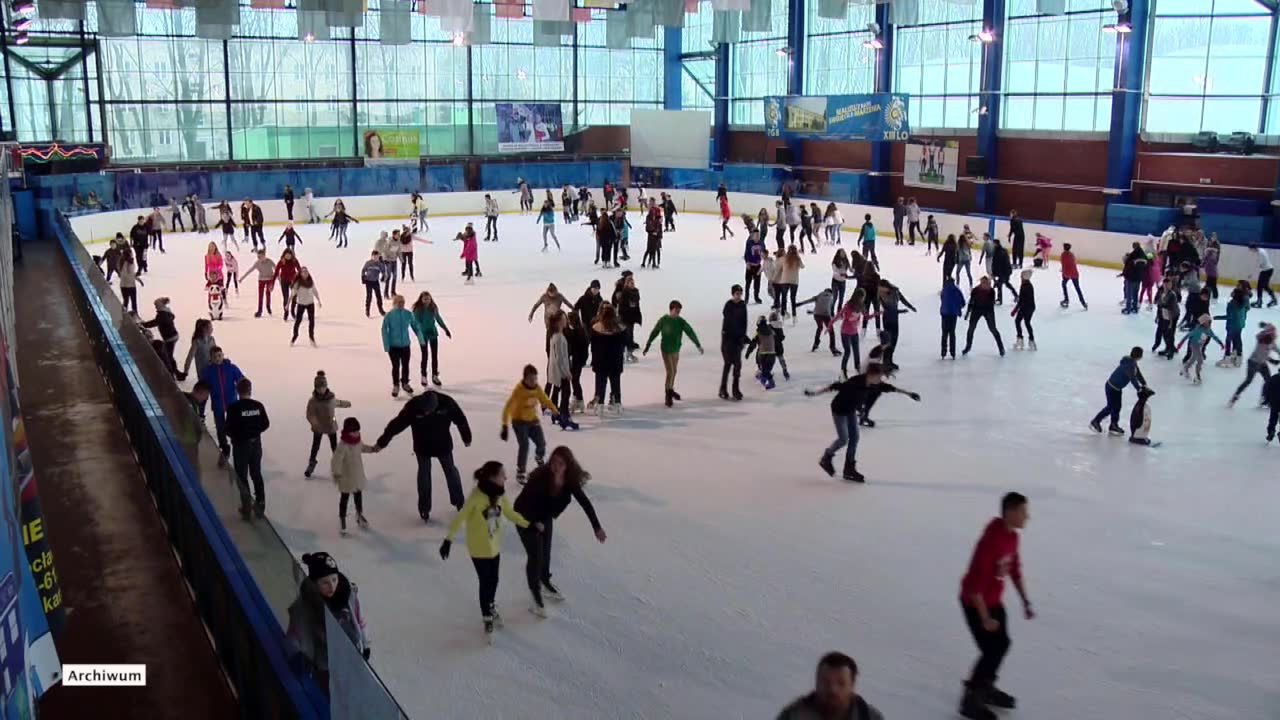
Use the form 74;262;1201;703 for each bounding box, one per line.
51;212;347;719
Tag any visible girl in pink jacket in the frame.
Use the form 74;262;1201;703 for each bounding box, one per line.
457;223;480;283
203;242;225;287
836;288;879;378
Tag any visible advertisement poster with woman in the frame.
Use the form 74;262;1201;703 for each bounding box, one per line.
495;103;564;153
361;130;421;166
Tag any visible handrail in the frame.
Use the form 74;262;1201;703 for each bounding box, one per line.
52;211;330;719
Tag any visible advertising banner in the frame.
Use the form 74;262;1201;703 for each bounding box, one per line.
764;94;910;142
361;129;420;166
496;103;565;153
904;139;959;192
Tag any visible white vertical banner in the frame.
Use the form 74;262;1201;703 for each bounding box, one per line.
903;139;959;193
711;0;750;10
533;0;570;22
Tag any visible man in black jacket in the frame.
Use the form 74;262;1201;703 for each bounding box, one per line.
720;284;748;401
225;378;270;519
250;201;266;250
283;184;295;221
129;216;150;273
375;390;472;522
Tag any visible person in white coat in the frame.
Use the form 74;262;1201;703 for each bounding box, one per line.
304;188;318;224
546;313;578;430
331;417;377;534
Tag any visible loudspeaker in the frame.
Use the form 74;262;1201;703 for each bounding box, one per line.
965;156;986;177
774;146;794;166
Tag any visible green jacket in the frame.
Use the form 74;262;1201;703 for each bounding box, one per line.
645;315;701;354
412;306;450;340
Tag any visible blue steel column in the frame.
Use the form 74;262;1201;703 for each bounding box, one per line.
784;0;806;167
869;2;893;205
1104;0;1148;206
664;27;683;110
974;0;1006;214
712;41;730;170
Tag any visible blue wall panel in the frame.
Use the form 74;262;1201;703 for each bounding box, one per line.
423;165;465;192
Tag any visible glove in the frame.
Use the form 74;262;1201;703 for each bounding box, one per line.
908;392;922;401
500;425;509;442
439;540;451;560
362;648;372;661
445;329;452;338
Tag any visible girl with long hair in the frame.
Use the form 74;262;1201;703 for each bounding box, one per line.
290;267;322;346
831;248;853;310
513;446;606;616
180;318;216;383
411;291;451;387
778;245;804;319
274;248;301;321
589;302;627;415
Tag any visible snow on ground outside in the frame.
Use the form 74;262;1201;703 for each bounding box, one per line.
125;210;1277;719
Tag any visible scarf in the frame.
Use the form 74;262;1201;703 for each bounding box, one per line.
341;430;361;445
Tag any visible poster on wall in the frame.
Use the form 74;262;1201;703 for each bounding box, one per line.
495;103;565;153
764;94;910;142
361;129;420;166
904;139;959;192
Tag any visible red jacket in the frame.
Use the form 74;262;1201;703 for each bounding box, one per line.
960;518;1021;609
719;197;731;220
274;258;301;285
1060;250;1079;280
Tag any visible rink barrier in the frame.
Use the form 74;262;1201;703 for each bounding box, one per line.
67;187;1278;291
52;212;332;720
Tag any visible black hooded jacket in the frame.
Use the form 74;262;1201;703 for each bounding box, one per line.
375;390;472;457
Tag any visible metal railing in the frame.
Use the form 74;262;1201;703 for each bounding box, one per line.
51;212;409;719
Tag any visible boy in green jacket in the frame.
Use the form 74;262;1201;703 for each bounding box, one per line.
643;300;704;407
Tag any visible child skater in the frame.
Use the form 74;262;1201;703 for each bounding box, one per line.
331;417;376;535
501;364;559;482
1129;386;1156;446
744;315;779;390
1229;322;1278;407
1141;252;1162;310
439;461;532;641
1032;232;1052;269
806;363;921;482
1176;314;1225;384
305;370;351;478
457;223;479;283
224;251;240;297
941;275;966;360
770;310;791;380
1011;269;1037;351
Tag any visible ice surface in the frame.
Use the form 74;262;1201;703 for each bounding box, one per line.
126;211;1278;719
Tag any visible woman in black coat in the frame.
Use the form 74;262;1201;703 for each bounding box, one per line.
513;446;606;615
590;303;627;414
565;311;590;413
613;274;643;362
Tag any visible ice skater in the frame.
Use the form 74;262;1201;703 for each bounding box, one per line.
806;363;920;482
141;297;181;374
382;294;423;398
537;200;560;252
439;461;531;641
484;194;500;241
797;287;838;356
331;417;377;535
241;249;276;318
1058;243;1086;309
643;300;703;407
457;223;480;283
856;214;877;266
641;200;662;268
719;284;748;401
1215;288;1249;366
1089;347;1147;435
745;315;779;390
1249;245;1276;308
411;291;451;388
719;193;734;240
179;318;216;383
199;346;244;462
1229;323;1278;407
500;364;559;482
957;492;1034;720
513;446;605;617
398;224;418;281
287;552;370;690
940;275;965;360
1010;270;1036;351
361;251;387;318
375;387;472;523
225;377;270;520
275;249;301;321
962;277;1006;357
304;370;351;478
289;268;322;346
545;313;580;430
589;302;627;415
836;290;873;378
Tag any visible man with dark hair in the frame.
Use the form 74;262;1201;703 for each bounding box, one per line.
225;377;270;520
1090;346;1146;435
719;284;748;401
777;651;885;720
957;492;1034;720
375;389;472;523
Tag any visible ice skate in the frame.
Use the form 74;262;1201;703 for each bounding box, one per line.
1014;337;1025;350
558;413;580;431
819;453;835;477
1028;340;1037;351
420;374;430;389
392;385;400;398
670;390;682;401
958;685;997;720
432;374;442;386
664;389;673;408
483;617;495;642
304;459;317;478
238;505;253;521
340;517;348;536
841;460;864;483
1232;354;1242;367
986;686;1016;709
309;339;317;347
530;603;548;619
1215;357;1233;368
491;609;504;628
357;514;369;529
858;416;876;428
1060;299;1069;308
401;382;415;395
1193;375;1202;385
1108;425;1125;436
516;469;527;484
571;398;584;413
542;580;565;602
254;503;265;519
719;389;731;400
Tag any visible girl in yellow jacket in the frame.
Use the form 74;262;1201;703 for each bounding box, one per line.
500;364;558;482
439;461;532;639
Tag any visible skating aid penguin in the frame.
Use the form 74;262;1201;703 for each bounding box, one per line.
1129;386;1157;447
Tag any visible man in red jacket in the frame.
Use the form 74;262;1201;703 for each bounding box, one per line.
1059;242;1087;309
958;492;1034;720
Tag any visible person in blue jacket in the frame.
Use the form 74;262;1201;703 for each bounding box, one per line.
199;346;245;459
1090;347;1147;436
940;275;966;359
381;294;425;399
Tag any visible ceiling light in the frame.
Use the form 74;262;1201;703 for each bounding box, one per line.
862;38;883;50
14;31;28;45
452;32;466;46
1102;22;1131;34
12;0;34;17
969;29;994;43
516;69;528;81
303;32;315;42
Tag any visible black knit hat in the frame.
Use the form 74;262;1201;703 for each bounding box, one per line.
302;552;339;581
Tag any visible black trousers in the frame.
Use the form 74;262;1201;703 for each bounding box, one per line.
400;252;415;280
1011;237;1025;267
232;438;265;510
720;337;743;393
570;362;585;401
339;491;363;517
291;303;316;342
964;310;1004;354
121;286;138;313
593;369;621;403
1257;269;1276;305
471;556;500;617
812;315;836;351
308;432;336;463
1014;309;1034;341
517;521;554;606
941;315;958;356
171;212;185;231
418;338;439;378
745;265;762;301
251;224;265;247
364;281;384;315
995;277;1018;304
1269;405;1280;438
963;603;1011;689
285;199;294;220
388;346;411;386
485;216;498;240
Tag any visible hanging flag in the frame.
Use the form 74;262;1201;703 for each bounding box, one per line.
742;0;769;32
497;3;525;18
684;0;699;13
533;0;570;22
381;0;412;44
250;0;290;8
710;0;748;11
572;7;593;22
95;0;138;36
711;9;740;43
467;2;492;44
144;0;179;9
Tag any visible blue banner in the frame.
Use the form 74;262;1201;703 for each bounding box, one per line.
764;94;911;142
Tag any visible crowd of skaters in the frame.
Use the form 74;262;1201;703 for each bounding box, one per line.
87;179;1280;717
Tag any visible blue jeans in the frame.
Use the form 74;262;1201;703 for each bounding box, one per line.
1226;328;1243;357
1124;280;1140;312
841;333;860;376
512;421;546;473
415;452;465;517
824;412;860;466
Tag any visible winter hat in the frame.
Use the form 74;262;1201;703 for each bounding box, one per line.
314;371;329;392
620;270;633;279
768;310;782;327
1199;314;1213;326
1020;269;1033;280
302;552;339;582
589;279;601;290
